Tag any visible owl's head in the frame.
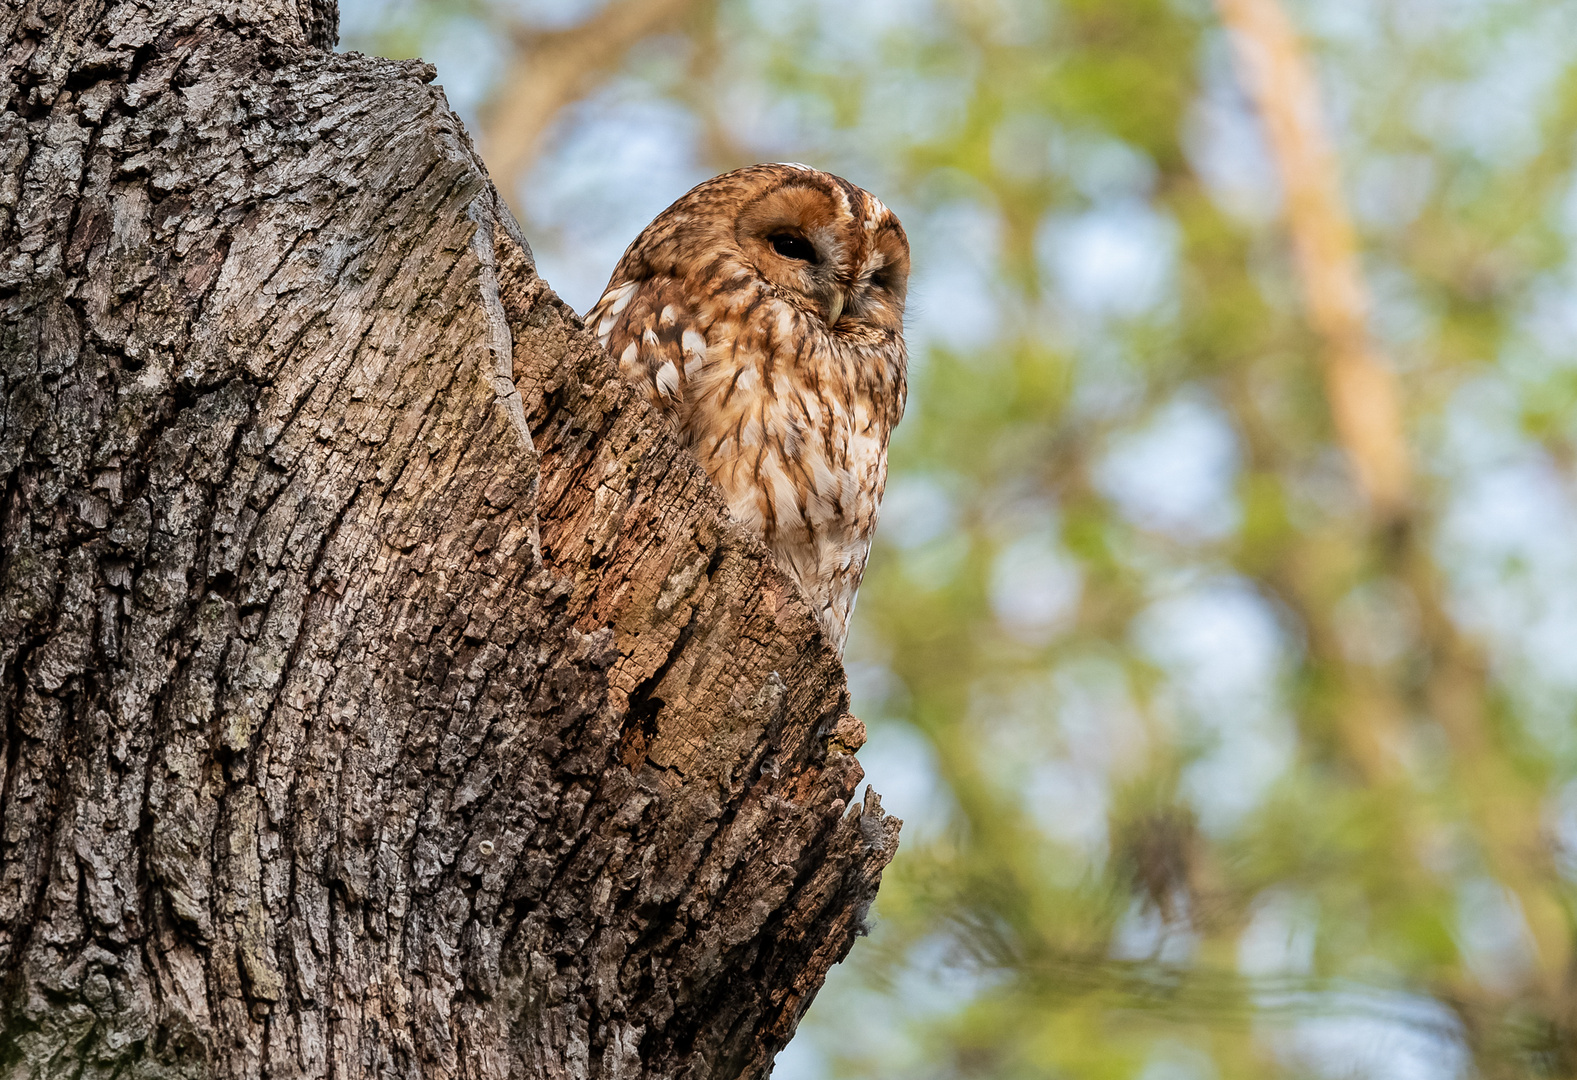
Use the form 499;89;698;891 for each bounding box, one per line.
630;163;909;340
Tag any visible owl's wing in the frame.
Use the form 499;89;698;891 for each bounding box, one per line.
585;277;710;416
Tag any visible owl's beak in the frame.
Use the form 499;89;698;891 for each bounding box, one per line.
827;289;845;326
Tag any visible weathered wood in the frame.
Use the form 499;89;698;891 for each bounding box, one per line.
0;1;899;1076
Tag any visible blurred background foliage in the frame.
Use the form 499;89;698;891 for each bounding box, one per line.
341;0;1577;1075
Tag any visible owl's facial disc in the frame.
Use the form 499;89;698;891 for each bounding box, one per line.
736;183;850;323
830;225;908;341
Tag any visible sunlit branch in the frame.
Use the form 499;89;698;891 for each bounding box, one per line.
1215;0;1411;520
1217;0;1572;1008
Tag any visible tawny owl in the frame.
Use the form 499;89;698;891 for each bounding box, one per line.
586;163;909;653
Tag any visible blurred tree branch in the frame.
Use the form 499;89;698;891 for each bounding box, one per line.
1218;0;1573;1015
481;0;719;200
1215;0;1412;521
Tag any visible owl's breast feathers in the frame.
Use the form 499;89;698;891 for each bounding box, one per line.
583;165;908;652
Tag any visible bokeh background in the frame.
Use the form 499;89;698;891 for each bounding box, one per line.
339;1;1577;1076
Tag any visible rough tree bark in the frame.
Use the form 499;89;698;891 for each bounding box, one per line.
0;2;900;1077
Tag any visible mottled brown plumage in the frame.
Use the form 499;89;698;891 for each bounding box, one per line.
586;163;909;651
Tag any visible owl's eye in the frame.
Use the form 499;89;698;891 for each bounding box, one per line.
768;233;819;264
870;268;897;292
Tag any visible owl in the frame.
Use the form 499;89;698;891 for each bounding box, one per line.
585;164;909;653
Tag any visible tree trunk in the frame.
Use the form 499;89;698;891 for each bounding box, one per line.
0;2;899;1077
